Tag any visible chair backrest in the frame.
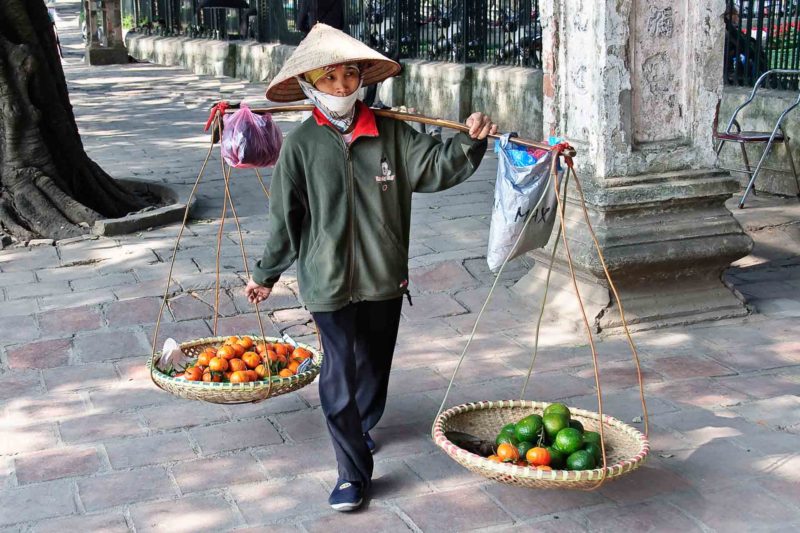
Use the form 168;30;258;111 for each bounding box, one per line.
725;69;800;133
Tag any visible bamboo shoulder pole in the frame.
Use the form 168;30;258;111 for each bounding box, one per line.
224;104;577;157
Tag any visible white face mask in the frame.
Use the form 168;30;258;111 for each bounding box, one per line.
297;77;363;132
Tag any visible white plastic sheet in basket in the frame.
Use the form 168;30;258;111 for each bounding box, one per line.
487;135;560;271
158;338;190;372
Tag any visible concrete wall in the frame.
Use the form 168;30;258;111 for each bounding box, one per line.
126;34;544;140
719;87;800;196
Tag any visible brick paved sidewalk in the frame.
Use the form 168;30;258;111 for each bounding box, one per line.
0;3;798;532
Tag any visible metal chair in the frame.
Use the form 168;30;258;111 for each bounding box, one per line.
714;69;800;208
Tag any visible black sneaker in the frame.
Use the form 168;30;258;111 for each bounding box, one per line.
364;432;376;454
328;479;364;512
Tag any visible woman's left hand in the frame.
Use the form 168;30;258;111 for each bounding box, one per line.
465;112;498;140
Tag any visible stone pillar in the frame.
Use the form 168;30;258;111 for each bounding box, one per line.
85;0;128;65
513;0;753;333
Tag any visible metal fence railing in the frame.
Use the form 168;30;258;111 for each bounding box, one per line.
725;0;800;88
123;1;541;67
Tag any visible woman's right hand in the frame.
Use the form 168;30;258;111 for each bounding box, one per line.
245;278;272;304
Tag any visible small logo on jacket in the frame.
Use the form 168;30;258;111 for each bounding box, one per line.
375;156;395;191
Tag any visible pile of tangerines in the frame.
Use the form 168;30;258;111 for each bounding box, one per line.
175;336;313;383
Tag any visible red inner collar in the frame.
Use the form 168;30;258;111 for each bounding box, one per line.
312;101;379;141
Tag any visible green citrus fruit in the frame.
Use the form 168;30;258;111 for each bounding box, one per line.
542;413;570;441
514;415;543;443
582;431;601;447
553;428;583;455
566;449;596;470
583;442;603;463
517;440;534;459
543;403;571;419
496;433;519;447
500;423;517;440
569;419;584;434
546;446;566;469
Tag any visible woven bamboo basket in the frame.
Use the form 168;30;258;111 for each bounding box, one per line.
148;335;322;404
432;400;649;489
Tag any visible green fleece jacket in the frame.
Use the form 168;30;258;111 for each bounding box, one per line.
252;103;487;312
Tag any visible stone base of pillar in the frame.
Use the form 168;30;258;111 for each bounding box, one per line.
512;169;754;335
86;45;128;66
513;265;750;336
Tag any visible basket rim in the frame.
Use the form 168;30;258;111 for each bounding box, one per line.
432;399;650;482
149;335;322;390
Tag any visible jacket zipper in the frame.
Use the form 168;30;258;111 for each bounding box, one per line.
344;142;356;302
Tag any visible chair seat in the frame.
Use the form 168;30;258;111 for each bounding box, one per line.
715;130;785;142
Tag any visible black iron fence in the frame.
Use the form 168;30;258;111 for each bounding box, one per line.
124;0;541;67
725;0;800;87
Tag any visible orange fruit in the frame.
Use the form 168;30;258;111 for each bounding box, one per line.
242;352;261;369
255;364;269;379
225;336;240;345
487;455;502;463
230;370;249;383
231;343;245;357
244;370;258;382
224;371;233;381
203;370;222;383
197;352;212;367
208;357;229;373
496;443;520;463
291;347;312;361
238;336;254;350
217;345;235;360
184;367;203;381
526;447;551;467
229;358;247;372
278;368;294;378
255;343;268;355
536;465;553;471
274;343;290;357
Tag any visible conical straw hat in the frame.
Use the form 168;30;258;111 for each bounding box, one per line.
266;24;401;102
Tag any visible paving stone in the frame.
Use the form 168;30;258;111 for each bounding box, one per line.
6;338;71;369
14;447;102;484
397;486;514;532
42;362;119;392
402;293;467;320
302;506;411;533
72;328;150;363
144;319;212;349
172;452;266;493
386;367;452;396
230;281;300;312
0;315;41;345
139;401;230;431
0;371;43;403
77;467;176;512
71;272;138;292
733;394;800;429
253;438;335;478
224;390;308;417
368;423;439;460
3;393;87;426
30;511;129;533
0;296;39;317
582;500;702;532
113;279;174;300
190;418;283;455
317;459;432;500
597;464;693;504
647;408;752;447
209;313;280;338
59;412;145;444
0;480;76;527
673;485;800;531
484;480;610;521
229;476;331;524
38;289;116;312
0;247;60;273
34;263;102;283
273;408;327;442
642;354;738;379
168;292;226;321
410;261;478;293
648;378;750;409
0;270;35;286
404;451;485;490
0;422;58;455
36;305;103;335
104;297;166;327
105;432;196;468
115;358;152;382
572;361;664;392
488;516;588;533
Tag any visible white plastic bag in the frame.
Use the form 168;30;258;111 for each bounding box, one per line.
487;134;560;271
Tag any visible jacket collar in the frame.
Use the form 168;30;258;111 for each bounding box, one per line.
312;101;379;142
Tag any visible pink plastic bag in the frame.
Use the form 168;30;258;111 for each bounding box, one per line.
221;105;283;168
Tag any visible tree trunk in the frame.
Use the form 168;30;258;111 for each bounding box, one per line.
0;0;152;242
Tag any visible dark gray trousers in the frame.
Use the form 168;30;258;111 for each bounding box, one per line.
312;297;403;484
